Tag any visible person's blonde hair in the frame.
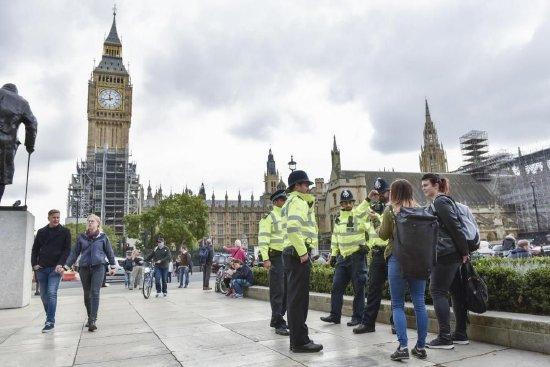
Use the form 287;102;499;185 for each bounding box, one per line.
86;214;102;232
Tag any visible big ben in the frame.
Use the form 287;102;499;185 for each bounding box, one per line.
67;8;142;238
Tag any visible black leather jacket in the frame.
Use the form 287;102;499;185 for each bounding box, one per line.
430;195;469;262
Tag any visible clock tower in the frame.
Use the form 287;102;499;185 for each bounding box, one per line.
87;8;132;152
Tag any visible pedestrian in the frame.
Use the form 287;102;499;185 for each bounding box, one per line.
145;237;172;297
382;179;428;361
122;251;134;289
177;246;192;288
320;189;369;327
228;259;254;298
31;209;71;333
422;173;470;349
167;259;173;283
131;249;145;289
200;239;214;290
354;177;395;335
258;189;289;335
223;239;247;262
501;234;516;252
65;214;117;332
281;170;323;353
508;239;532;258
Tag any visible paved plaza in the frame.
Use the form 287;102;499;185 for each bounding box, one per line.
0;277;548;367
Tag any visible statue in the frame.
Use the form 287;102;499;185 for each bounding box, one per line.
0;83;37;205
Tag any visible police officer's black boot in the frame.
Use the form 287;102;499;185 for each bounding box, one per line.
320;315;341;324
353;323;376;334
291;341;324;353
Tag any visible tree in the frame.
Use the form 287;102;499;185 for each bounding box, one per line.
124;193;208;252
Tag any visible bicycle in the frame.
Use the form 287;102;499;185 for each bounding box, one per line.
142;264;155;299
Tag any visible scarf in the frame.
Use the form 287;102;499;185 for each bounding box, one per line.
86;229;100;240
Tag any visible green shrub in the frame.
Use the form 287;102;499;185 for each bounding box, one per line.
250;257;550;315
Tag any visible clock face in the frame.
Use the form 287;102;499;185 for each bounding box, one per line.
98;89;122;109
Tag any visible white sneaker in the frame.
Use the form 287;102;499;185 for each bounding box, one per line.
162;293;167;297
155;293;161;298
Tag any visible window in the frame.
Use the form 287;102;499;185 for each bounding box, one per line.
231;224;237;234
217;224;224;236
243;224;249;234
243;213;249;220
217;213;224;221
230;212;237;221
333;193;337;205
257;213;262;220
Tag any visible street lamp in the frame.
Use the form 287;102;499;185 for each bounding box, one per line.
530;181;543;254
288;155;297;172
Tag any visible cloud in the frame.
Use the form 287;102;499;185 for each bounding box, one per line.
229;110;280;140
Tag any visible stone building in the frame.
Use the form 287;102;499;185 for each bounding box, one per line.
419;99;448;173
67;9;142;236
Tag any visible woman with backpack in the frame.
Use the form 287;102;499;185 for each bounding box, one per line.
421;173;470;349
380;179;429;361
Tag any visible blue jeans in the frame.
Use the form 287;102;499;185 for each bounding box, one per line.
230;278;251;295
388;255;428;349
79;264;105;320
178;266;189;287
36;267;62;324
330;250;367;321
154;267;168;294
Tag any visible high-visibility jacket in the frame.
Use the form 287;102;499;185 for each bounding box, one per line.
354;199;388;249
330;209;367;258
281;191;318;256
258;206;285;261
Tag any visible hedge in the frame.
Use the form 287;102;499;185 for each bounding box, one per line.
251;257;550;315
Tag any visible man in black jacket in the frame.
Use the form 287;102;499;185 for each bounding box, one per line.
202;239;214;290
145;237;172;297
31;209;71;333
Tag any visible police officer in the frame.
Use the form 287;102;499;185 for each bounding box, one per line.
320;189;371;326
258;189;289;336
281;170;323;353
354;177;395;334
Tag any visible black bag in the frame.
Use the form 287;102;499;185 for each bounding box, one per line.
462;261;488;314
393;206;438;280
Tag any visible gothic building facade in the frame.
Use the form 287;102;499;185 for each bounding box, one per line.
419;99;448;173
66;9;142;236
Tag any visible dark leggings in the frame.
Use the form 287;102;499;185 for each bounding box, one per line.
79;265;105;321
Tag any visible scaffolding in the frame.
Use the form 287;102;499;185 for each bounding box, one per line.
460;130;490;181
67;147;142;237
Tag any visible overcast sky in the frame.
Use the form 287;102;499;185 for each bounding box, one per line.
1;0;549;224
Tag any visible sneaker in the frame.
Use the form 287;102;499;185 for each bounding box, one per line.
163;293;167;297
155;293;161;298
41;323;54;333
412;345;427;359
275;327;290;336
184;284;188;288
452;332;470;345
390;347;409;361
426;335;454;349
233;293;243;299
178;285;183;288
88;321;97;332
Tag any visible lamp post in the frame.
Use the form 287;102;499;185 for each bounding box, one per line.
530;181;543;254
288;155;297;172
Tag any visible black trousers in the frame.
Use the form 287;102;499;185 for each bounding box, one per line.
283;247;311;347
79;265;104;321
202;263;212;288
361;249;392;326
269;252;287;327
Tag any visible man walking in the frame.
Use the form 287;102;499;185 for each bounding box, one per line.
259;189;289;336
131;249;145;289
145;237;171;297
320;190;370;327
281;170;323;353
31;209;71;333
354;177;394;334
177;246;192;288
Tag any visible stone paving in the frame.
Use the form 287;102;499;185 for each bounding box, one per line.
0;278;548;367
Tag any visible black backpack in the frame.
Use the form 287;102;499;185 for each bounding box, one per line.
393;206;438;280
461;261;488;314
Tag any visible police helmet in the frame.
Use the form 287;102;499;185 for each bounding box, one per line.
340;189;355;203
287;170;313;188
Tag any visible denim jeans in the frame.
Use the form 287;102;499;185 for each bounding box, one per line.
79;265;105;321
178;266;190;287
388;255;428;349
330;250;367;321
230;278;252;295
36;267;62;324
154;267;168;294
124;272;133;288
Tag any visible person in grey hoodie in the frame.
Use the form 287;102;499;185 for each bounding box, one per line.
65;214;116;332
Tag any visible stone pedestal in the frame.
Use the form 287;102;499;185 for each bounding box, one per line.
0;209;34;309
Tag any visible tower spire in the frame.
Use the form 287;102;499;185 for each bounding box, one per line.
105;6;122;47
333;134;339;152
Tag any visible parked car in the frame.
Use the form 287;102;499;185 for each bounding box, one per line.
212;253;230;274
105;257;126;282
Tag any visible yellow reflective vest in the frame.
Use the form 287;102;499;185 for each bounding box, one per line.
281;191;318;256
353;199;388;249
330;209;367;258
258;206;285;261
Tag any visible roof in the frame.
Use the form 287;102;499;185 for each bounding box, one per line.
339;170;496;207
105;15;122;45
206;200;266;208
95;56;128;75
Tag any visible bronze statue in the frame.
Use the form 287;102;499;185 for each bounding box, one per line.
0;83;37;205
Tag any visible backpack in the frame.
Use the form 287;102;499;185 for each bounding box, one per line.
393;206;439;280
461;261;488;314
433;195;481;253
198;246;209;264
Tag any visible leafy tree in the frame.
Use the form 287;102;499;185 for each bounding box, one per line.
124;193;208;252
